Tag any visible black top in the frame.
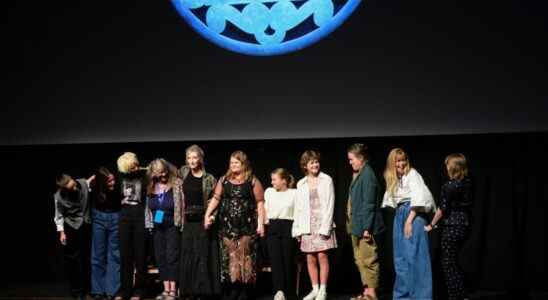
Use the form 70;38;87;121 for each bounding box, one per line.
92;189;121;213
439;177;473;226
183;173;204;207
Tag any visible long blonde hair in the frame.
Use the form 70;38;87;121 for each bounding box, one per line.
225;151;253;181
146;158;179;196
383;148;411;196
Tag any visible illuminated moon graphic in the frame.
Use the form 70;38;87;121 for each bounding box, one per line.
171;0;362;56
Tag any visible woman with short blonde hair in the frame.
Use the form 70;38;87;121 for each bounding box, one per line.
116;152;148;300
178;144;222;298
426;153;473;300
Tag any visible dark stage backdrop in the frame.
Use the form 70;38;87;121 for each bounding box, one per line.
4;0;548;145
0;132;546;298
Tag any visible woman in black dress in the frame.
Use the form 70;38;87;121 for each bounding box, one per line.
178;145;222;299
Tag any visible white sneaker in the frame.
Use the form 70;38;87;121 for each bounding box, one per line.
303;289;319;300
316;290;327;300
274;291;286;300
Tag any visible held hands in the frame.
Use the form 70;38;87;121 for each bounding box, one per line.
424;224;433;232
363;230;372;242
59;231;67;245
204;214;214;230
404;221;413;239
257;225;265;237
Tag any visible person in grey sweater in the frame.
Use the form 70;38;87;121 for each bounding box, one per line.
53;173;94;300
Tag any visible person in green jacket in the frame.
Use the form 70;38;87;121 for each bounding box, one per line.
347;143;385;300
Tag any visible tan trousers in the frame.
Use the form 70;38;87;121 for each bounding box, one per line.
351;234;380;288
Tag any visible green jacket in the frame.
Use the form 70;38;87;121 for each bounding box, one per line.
178;165;217;207
348;164;385;237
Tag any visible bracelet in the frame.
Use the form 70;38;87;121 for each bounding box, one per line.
430;223;438;229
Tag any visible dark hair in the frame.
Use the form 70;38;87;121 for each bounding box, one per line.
300;150;321;174
56;174;72;188
95;167;114;194
347;143;368;161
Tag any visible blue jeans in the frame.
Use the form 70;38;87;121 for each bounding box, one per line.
393;202;432;300
91;209;121;296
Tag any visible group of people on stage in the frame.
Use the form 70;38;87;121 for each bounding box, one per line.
53;144;473;300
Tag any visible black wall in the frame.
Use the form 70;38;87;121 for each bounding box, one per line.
1;132;546;297
4;0;548;145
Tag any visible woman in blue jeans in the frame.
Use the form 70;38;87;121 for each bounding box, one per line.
90;167;121;300
382;148;436;300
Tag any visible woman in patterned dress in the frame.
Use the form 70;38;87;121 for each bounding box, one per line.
203;151;266;300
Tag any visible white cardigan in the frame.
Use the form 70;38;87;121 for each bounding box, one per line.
292;172;336;237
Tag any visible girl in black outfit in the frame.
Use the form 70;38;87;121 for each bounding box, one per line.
426;153;473;300
116;152;148;300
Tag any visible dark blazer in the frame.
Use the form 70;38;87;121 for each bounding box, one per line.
349;164;385;236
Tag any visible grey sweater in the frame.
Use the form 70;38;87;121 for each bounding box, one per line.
53;179;91;231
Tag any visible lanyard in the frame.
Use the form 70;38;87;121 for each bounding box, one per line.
157;190;167;206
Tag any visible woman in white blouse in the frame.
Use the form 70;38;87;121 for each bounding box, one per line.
382;148;435;300
264;168;298;300
292;150;337;300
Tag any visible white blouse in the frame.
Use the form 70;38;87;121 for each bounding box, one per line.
264;187;297;221
382;168;436;213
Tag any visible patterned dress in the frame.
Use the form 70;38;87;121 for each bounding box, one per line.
300;188;337;253
218;178;258;284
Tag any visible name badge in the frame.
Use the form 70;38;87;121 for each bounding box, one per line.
154;210;164;224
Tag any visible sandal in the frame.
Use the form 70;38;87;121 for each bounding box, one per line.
165;290;177;300
155;291;169;300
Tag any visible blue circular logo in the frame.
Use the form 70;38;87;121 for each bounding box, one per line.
171;0;362;56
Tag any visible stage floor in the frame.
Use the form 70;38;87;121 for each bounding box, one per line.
0;284;546;300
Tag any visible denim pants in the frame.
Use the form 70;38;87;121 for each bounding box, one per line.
393;202;432;300
91;209;121;296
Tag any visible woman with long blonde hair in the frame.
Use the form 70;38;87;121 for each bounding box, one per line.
204;151;265;300
382;148;435;300
145;159;184;300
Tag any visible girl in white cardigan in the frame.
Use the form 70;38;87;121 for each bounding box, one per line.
292;150;337;300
